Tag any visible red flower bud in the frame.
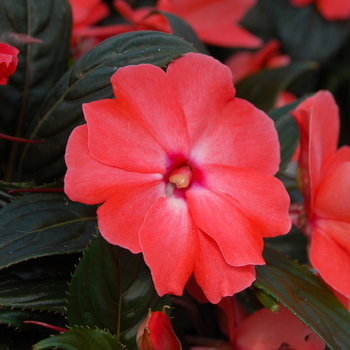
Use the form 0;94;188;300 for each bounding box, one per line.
137;308;182;350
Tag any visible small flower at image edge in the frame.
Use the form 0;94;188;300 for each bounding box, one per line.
0;43;19;85
64;52;291;303
137;308;181;350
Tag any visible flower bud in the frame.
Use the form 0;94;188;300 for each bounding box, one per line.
137;308;182;350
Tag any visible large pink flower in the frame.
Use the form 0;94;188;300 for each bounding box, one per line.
113;0;262;48
291;90;350;300
64;52;291;303
0;43;19;85
289;0;350;21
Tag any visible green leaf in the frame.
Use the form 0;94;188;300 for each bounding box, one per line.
33;328;125;350
254;247;350;350
235;61;318;112
0;193;97;269
0;308;66;331
0;0;72;137
159;11;209;54
68;232;170;350
0;254;80;313
19;31;197;183
273;0;350;63
267;95;312;176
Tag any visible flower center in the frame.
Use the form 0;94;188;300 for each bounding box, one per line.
169;166;192;189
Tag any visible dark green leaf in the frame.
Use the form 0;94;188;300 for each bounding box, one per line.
235;61;318;112
19;31;197;183
0;193;97;269
273;0;350;63
159;11;209;54
254;247;350;350
0;308;66;331
33;328;125;350
68;232;171;350
0;254;80;313
267;95;312;176
0;0;72;137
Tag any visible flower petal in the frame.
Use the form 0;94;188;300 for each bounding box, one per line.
311;228;350;299
139;196;197;296
196;165;291;238
64;125;161;204
190;97;280;175
110;63;190;159
157;0;262;48
317;0;350;21
235;305;325;350
166;52;235;146
314;150;350;223
97;182;164;253
187;187;265;266
84;99;167;173
292;90;339;213
193;230;256;304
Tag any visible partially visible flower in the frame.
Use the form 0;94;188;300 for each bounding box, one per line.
137;308;181;350
189;301;325;350
290;90;350;300
289;0;350;21
224;39;296;108
234;305;325;350
64;52;291;303
70;0;109;33
113;0;262;48
0;43;19;85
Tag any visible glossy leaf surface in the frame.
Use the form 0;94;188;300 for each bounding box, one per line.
33;328;124;350
68;232;171;350
255;247;350;350
0;0;72;137
20;31;196;183
235;61;317;112
0;254;79;313
0;193;97;268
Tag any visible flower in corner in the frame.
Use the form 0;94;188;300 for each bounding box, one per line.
290;90;350;302
0;43;19;85
64;52;291;303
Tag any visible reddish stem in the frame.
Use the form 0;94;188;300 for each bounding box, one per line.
23;320;67;333
0;132;45;143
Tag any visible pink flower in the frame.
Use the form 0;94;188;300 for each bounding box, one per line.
64;52;291;303
291;90;350;300
136;309;181;350
224;39;296;108
113;0;262;48
233;305;325;350
0;43;19;85
289;0;350;21
190;299;325;350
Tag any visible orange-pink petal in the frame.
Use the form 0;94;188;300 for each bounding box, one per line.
198;164;291;238
110;64;190;159
97;183;164;253
187;186;265;267
193;230;256;304
139;196;197;297
190;98;280;175
84;99;167;174
235;305;325;350
310;228;350;299
64;125;161;204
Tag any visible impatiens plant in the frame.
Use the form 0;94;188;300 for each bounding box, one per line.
290;91;350;303
64;52;291;303
1;0;350;349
